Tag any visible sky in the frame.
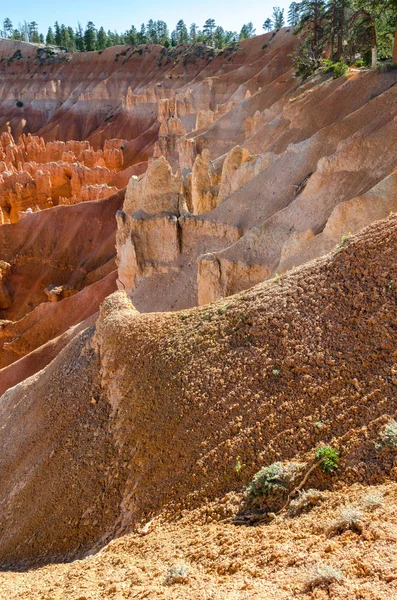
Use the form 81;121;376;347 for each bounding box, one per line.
1;0;292;36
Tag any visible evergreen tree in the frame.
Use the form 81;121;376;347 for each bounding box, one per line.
239;22;256;39
137;23;147;44
263;18;273;31
288;2;301;26
46;27;55;45
214;26;225;47
189;23;198;42
157;21;169;45
3;18;13;38
97;26;107;50
224;30;238;45
75;23;85;51
84;21;97;51
29;21;39;43
175;19;189;44
126;25;138;46
272;7;285;29
203;18;216;45
146;19;158;44
54;21;62;46
12;29;24;41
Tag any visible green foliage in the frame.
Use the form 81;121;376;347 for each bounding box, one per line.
323;59;349;78
337;233;351;248
292;44;321;77
315;446;340;473
247;461;301;499
1;15;239;52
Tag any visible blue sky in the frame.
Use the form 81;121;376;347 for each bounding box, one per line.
1;0;292;35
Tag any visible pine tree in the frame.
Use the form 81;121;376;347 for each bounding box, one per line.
263;18;273;31
29;21;40;43
146;20;158;44
75;23;85;51
54;22;62;47
239;22;256;39
3;18;13;38
203;18;216;45
288;2;301;26
175;20;188;44
97;27;107;50
189;23;198;42
137;23;147;44
272;7;285;29
84;21;97;51
156;21;169;46
214;26;225;47
46;27;55;45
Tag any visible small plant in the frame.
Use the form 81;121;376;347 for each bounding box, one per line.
304;564;344;591
247;461;302;501
272;369;280;376
377;419;397;450
387;280;394;291
218;303;229;314
16;100;24;108
323;59;348;79
163;562;190;585
315;446;340;473
234;456;243;474
337;233;351;248
289;488;328;516
202;311;212;321
363;491;384;511
328;505;363;535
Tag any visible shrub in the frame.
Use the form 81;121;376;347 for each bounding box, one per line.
16;100;24;108
305;564;344;591
247;461;302;501
292;45;321;78
332;60;348;79
378;419;397;450
328;505;363;535
163;562;190;585
315;446;340;473
323;59;348;79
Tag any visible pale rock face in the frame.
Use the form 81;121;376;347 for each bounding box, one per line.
217;146;251;205
195;110;214;131
124;157;184;216
191;149;220;214
117;158;184;295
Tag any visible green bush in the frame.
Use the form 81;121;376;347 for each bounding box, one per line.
323;59;348;79
247;461;302;500
315;446;340;473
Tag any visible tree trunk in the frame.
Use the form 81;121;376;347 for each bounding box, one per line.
371;19;377;69
393;20;397;64
336;1;345;61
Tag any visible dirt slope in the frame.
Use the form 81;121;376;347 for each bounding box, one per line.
0;215;395;571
